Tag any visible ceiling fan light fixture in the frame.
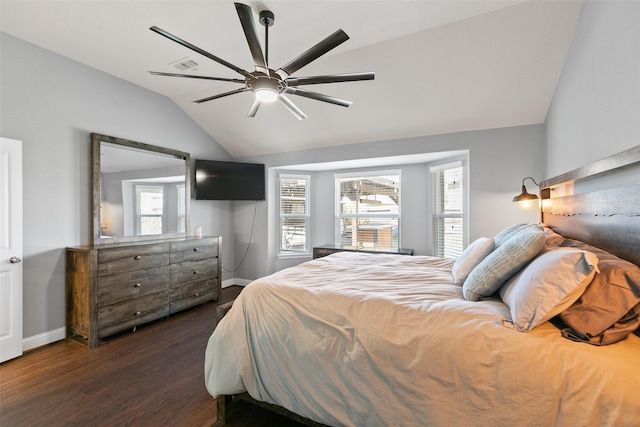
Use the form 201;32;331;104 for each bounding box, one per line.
149;2;374;118
249;74;283;103
255;88;279;103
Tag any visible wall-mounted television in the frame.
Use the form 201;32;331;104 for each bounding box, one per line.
194;159;265;201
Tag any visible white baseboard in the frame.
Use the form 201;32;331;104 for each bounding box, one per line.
223;278;252;287
23;327;66;352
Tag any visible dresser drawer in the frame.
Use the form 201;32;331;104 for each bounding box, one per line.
170;238;219;263
97;266;170;307
97;292;169;337
169;259;217;287
169;280;216;313
97;243;170;276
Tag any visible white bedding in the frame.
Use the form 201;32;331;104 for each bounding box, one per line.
204;252;640;426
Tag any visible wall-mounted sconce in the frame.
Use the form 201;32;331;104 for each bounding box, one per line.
512;177;540;209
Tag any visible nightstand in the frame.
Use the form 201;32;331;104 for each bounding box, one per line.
312;245;414;259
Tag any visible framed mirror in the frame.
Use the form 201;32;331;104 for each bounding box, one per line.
91;133;191;244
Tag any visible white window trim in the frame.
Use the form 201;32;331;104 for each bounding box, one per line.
429;160;463;173
278;173;311;257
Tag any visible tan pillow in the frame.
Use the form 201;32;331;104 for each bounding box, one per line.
559;257;640;345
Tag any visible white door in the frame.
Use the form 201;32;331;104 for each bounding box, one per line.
0;137;23;362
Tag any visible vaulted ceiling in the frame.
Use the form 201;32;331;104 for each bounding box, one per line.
0;1;582;158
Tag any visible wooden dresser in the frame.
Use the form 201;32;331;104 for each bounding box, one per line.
66;236;221;348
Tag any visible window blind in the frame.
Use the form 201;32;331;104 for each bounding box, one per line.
432;166;463;258
279;175;310;253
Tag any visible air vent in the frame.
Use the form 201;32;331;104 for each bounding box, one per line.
170;58;199;71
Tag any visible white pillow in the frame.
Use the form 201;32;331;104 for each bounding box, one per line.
499;247;599;332
452;237;495;285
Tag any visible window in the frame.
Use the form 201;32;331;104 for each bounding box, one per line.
431;163;464;258
336;171;400;251
279;174;310;254
135;185;164;235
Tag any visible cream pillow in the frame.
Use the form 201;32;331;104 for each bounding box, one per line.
452;237;495;285
499;247;599;332
463;227;545;301
543;226;565;247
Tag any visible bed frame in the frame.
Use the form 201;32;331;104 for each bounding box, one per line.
214;144;640;426
216;393;327;426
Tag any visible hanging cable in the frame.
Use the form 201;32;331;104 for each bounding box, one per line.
222;200;258;274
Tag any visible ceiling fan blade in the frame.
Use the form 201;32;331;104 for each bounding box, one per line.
279;95;307;120
286;87;352;108
149;71;245;84
235;3;268;73
194;87;251;104
150;26;253;79
287;72;375;86
276;29;350;79
247;98;261;117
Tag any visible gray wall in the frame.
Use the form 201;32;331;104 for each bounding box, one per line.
0;33;235;339
237;124;543;281
545;1;640;177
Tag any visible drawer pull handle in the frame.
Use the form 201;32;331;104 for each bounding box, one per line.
134;283;141;288
193;270;199;274
194;292;199;297
134;255;141;260
193;248;199;252
135;311;141;316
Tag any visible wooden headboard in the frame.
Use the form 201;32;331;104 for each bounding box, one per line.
540;145;640;267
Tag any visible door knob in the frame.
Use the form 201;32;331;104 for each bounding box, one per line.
9;256;22;264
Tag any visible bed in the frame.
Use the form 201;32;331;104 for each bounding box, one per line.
204;146;640;426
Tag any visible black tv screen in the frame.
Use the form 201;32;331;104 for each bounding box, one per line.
194;159;265;201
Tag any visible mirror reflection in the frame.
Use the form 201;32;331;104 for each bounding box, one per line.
92;134;190;244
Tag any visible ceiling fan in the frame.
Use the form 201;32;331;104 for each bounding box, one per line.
149;2;374;120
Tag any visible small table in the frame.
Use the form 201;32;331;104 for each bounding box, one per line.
312;245;414;259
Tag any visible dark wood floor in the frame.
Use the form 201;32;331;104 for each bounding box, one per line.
0;286;308;427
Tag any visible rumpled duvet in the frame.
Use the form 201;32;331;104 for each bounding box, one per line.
205;252;640;426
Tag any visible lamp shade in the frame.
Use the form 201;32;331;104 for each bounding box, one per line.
512;176;540;209
512;184;539;203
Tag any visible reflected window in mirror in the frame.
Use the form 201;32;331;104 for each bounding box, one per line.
92;133;191;244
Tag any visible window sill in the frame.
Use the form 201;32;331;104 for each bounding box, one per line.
278;252;312;260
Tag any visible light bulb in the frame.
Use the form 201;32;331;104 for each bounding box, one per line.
518;200;534;209
255;88;278;103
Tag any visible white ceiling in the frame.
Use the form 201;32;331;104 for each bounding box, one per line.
0;0;583;158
